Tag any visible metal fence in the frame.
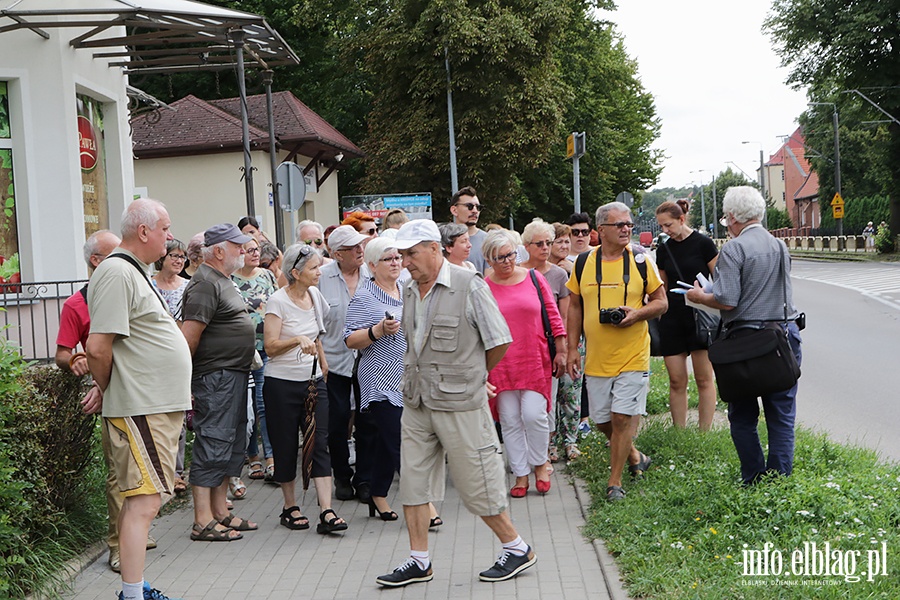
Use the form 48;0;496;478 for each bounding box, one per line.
1;279;89;363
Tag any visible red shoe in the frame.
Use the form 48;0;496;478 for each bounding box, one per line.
535;478;551;494
510;483;529;498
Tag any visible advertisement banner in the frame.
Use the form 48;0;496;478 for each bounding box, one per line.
341;193;432;222
77;94;109;240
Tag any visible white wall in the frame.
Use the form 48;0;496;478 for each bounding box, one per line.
0;16;132;281
134;149;341;245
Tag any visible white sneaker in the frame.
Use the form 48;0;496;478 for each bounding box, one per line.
348;439;356;466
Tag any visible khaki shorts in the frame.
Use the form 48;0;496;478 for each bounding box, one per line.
103;411;183;497
400;403;508;517
585;371;649;424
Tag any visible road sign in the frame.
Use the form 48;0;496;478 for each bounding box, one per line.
275;162;307;211
833;204;844;219
566;134;574;159
831;193;844;207
615;191;634;207
566;132;585;159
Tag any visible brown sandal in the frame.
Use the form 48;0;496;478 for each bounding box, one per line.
218;512;258;531
190;520;242;542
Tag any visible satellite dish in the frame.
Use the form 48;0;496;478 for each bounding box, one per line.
616;191;635;207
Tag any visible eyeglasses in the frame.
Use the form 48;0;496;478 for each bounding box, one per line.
167;253;187;261
291;244;313;272
455;202;481;212
302;238;323;246
528;240;552;248
363;228;377;236
492;251;518;264
599;221;635;229
246;247;261;255
570;228;591;236
380;255;403;264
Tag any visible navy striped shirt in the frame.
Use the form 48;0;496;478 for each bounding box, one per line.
343;278;405;410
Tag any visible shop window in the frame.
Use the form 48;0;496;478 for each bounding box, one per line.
0;81;20;289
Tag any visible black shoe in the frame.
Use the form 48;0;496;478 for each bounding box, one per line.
478;546;537;582
355;482;371;503
334;478;355;501
376;559;434;587
368;499;399;521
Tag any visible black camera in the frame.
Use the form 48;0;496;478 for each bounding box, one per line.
599;308;626;325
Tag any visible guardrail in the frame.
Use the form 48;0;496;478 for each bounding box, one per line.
1;279;89;362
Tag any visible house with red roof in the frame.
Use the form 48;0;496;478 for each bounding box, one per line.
762;128;819;229
132;91;363;243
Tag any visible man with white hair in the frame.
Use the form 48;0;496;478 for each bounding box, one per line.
181;224;258;542
83;199;191;600
687;186;803;486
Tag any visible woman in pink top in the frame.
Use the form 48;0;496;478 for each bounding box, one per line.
483;230;567;497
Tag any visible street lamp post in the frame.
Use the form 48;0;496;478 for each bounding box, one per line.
809;102;842;239
742;141;767;228
690;170;707;233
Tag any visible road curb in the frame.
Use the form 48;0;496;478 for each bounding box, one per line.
570;473;631;600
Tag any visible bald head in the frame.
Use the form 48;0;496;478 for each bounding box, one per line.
119;198;173;264
83;229;121;272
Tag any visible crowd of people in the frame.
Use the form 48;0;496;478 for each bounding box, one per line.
55;184;801;600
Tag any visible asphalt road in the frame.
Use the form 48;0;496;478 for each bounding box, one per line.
791;260;900;464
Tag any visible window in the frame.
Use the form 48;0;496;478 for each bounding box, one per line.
0;81;20;288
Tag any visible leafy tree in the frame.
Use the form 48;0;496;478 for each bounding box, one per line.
688;168;753;234
765;0;900;239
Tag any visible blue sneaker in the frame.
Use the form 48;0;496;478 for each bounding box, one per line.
117;582;182;600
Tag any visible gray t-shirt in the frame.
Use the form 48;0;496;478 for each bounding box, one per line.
540;263;571;302
182;263;256;376
468;228;488;274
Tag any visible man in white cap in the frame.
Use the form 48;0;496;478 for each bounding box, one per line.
181;223;258;542
376;219;537;588
318;224;375;501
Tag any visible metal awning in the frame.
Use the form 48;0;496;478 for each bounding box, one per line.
0;0;299;74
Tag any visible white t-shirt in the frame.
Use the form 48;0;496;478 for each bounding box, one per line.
264;286;329;381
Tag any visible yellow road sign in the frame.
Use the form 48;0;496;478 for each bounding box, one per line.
831;193;844;207
833;205;844;219
566;134;575;159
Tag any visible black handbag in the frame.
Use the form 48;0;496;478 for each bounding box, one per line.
660;239;720;349
529;269;556;360
706;244;800;400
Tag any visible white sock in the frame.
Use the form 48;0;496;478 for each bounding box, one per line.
121;580;144;600
502;536;528;556
410;550;430;570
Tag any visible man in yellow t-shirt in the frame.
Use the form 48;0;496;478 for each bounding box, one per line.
565;202;667;502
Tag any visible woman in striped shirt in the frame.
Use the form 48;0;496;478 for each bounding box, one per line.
344;238;440;526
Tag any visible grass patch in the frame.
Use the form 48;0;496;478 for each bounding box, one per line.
571;387;900;598
645;357;725;418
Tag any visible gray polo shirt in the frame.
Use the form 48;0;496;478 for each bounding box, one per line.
318;260;371;377
712;224;799;324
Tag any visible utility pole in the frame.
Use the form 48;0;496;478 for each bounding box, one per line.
229;28;255;218
261;69;284;249
742;141;767;228
711;173;718;238
445;46;459;195
809;102;843;240
690;170;707;233
567;132;586;214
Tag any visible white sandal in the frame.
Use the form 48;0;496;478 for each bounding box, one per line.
229;476;248;500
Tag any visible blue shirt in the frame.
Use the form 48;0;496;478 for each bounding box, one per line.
343;278;405;409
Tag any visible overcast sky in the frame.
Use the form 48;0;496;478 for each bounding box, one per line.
601;0;810;191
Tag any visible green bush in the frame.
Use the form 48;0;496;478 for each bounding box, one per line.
0;329;105;598
874;224;894;253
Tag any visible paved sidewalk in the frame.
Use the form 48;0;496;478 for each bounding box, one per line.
65;463;623;600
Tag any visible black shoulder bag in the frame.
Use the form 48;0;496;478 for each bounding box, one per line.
660;240;720;348
528;269;556;360
706;243;800;401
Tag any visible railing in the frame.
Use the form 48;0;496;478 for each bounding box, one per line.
1;279;89;363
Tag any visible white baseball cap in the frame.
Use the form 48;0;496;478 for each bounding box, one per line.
392;219;442;250
328;225;368;250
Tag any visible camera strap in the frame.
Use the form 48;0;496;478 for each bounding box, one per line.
594;248;631;314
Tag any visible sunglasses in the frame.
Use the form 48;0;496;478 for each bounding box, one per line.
599;221;635;229
455;202;481;212
303;238;323;246
363;228;377;235
528;240;552;248
570;228;591;236
291;244;314;272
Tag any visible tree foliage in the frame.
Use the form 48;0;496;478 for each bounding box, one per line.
765;0;900;236
688;168;754;234
131;0;663;226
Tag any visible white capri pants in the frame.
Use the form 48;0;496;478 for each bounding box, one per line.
496;389;550;477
